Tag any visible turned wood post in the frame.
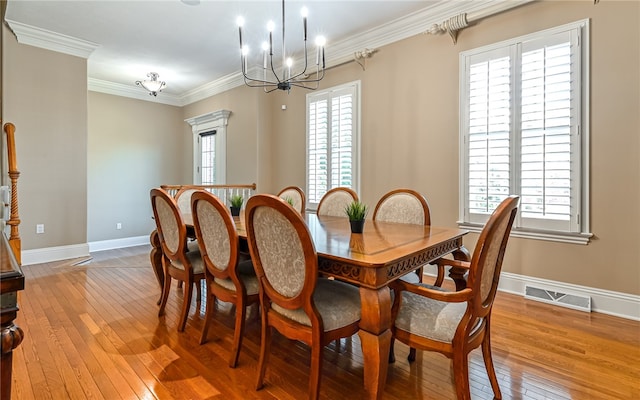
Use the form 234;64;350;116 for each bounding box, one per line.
3;123;20;265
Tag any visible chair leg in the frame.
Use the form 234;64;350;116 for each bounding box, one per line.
195;279;202;303
452;350;471;400
229;297;246;368
255;324;271;391
433;263;445;287
309;340;323;400
481;334;502;399
415;266;424;283
158;275;172;317
408;347;417;362
178;278;193;332
388;337;396;363
199;288;215;344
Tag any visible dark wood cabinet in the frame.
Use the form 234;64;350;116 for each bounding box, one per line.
0;232;24;400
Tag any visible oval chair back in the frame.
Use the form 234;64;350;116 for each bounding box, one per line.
246;194;361;400
150;188;204;332
317;187;359;217
277;186;306;214
191;190;259;367
373;188;431;225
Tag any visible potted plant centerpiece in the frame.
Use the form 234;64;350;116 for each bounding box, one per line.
345;201;368;234
282;196;294;207
229;194;243;216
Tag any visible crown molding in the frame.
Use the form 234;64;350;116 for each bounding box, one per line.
325;0;535;68
10;0;534;105
88;78;183;107
178;0;534;105
5;19;99;59
178;72;245;106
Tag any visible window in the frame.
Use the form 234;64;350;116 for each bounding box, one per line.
199;130;217;185
306;81;361;209
459;20;591;244
185;110;230;185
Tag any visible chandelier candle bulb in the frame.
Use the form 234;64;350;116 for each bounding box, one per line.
237;16;244;49
237;0;326;92
262;42;269;68
301;7;308;40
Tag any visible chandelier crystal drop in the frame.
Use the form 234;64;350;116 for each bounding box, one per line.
236;0;326;93
135;72;166;96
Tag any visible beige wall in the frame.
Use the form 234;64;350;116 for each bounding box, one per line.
3;27;88;250
265;0;640;295
87;92;186;242
2;1;638;296
181;85;270;191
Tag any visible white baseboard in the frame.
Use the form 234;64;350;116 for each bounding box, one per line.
21;235;150;265
22;243;90;266
423;265;640;321
88;235;150;252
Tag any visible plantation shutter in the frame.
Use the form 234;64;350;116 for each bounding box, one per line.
519;30;580;232
465;47;512;224
307;83;357;205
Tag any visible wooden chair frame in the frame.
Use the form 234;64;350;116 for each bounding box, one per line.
316;187;359;217
190;190;259;367
277;186;306;214
373;188;443;286
389;195;519;400
245;194;360;400
150;188;204;332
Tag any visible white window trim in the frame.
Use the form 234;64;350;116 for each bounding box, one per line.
185;109;231;184
305;80;361;211
458;20;592;245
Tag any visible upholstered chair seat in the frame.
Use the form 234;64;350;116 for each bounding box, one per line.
150;188;205;332
213;260;259;295
170;245;205;274
191;190;261;368
271;278;361;331
246;194;362;400
395;289;468;342
390;195;519;400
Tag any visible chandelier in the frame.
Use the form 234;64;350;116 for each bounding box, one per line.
236;0;326;93
135;72;166;96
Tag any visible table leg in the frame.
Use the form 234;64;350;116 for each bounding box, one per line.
358;286;392;400
149;230;164;305
448;246;471;291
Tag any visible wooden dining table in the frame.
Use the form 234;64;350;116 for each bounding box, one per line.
150;211;469;400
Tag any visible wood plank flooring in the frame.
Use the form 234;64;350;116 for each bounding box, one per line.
10;245;640;399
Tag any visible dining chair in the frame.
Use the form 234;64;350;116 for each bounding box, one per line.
389;195;519;400
150;188;205;332
174;187;198;216
245;194;361;400
373;188;443;285
277;186;305;214
191;190;260;368
316;187;359;217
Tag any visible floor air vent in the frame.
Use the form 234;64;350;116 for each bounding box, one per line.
524;285;591;313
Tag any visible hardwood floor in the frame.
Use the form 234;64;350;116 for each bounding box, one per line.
10;245;640;399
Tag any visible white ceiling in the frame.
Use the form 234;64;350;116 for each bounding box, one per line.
4;0;527;106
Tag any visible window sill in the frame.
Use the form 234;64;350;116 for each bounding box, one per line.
457;223;593;245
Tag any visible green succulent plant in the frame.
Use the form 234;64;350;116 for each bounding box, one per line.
282;196;294;206
344;201;368;221
230;194;244;208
